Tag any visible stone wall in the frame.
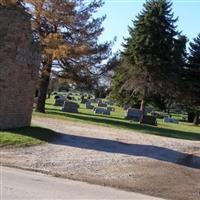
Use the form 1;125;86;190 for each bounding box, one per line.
0;6;40;129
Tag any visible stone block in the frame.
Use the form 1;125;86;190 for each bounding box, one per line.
62;101;79;113
125;108;142;121
94;107;110;115
0;7;39;129
98;102;107;107
81;98;88;104
54;98;65;106
85;102;94;109
141;115;157;126
164;117;179;124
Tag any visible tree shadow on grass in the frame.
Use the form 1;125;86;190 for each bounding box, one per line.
46;107;124;121
45;109;200;141
5;126;59;143
45;102;53;106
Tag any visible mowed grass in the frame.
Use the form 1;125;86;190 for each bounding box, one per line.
33;97;200;141
0;126;57;147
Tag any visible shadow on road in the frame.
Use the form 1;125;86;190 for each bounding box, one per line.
53;132;200;170
7;126;200;169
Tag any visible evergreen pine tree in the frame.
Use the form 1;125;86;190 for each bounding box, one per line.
187;34;200;125
111;0;186;120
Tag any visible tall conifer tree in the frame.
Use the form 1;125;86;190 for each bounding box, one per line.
111;0;186;120
187;34;200;125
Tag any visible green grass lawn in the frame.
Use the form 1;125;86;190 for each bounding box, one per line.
0;126;57;147
33;97;200;141
1;96;199;148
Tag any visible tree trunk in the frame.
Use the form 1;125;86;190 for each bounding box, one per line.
47;89;51;99
193;111;199;126
36;63;52;113
188;112;195;122
140;99;146;122
140;86;147;122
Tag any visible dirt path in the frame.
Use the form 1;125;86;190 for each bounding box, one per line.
1;116;200;200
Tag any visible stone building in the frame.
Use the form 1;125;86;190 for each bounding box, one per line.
0;5;40;129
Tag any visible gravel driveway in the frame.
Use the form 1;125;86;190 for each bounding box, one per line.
1;116;200;200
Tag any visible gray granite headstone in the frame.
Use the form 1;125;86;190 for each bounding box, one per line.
164;117;179;124
141;115;157;126
125;108;142;121
98;102;107;107
86;102;94;109
54;98;65;106
94;107;110;115
62;101;79;113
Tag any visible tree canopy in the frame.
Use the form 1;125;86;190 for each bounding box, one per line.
22;0;113;112
111;0;187;118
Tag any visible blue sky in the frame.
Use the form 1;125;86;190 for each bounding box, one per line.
95;0;200;53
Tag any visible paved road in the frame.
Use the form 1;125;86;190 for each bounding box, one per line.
1;166;164;200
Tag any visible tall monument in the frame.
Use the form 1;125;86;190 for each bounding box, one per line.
0;5;40;129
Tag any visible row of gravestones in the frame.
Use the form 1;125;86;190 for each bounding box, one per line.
151;111;179;124
85;102;115;115
62;101;79;113
81;98;113;105
54;95;178;125
54;96;115;115
55;96;109;107
125;108;179;126
125;108;157;126
54;97;79;113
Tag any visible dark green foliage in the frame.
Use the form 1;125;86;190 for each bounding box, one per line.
189;34;200;69
94;86;108;98
185;34;200;124
111;61;141;107
111;0;186;113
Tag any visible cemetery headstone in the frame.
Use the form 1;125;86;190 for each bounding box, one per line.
81;98;88;104
54;98;65;106
125;108;142;121
98;102;107;107
145;107;154;114
88;99;96;103
94;107;111;115
86;102;94;109
163;117;179;124
141;115;157;126
105;100;113;106
151;111;168;119
62;101;79;113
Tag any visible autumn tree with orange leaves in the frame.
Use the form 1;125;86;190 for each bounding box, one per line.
21;0;112;113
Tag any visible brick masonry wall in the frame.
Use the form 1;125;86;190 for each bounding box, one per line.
0;6;40;129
